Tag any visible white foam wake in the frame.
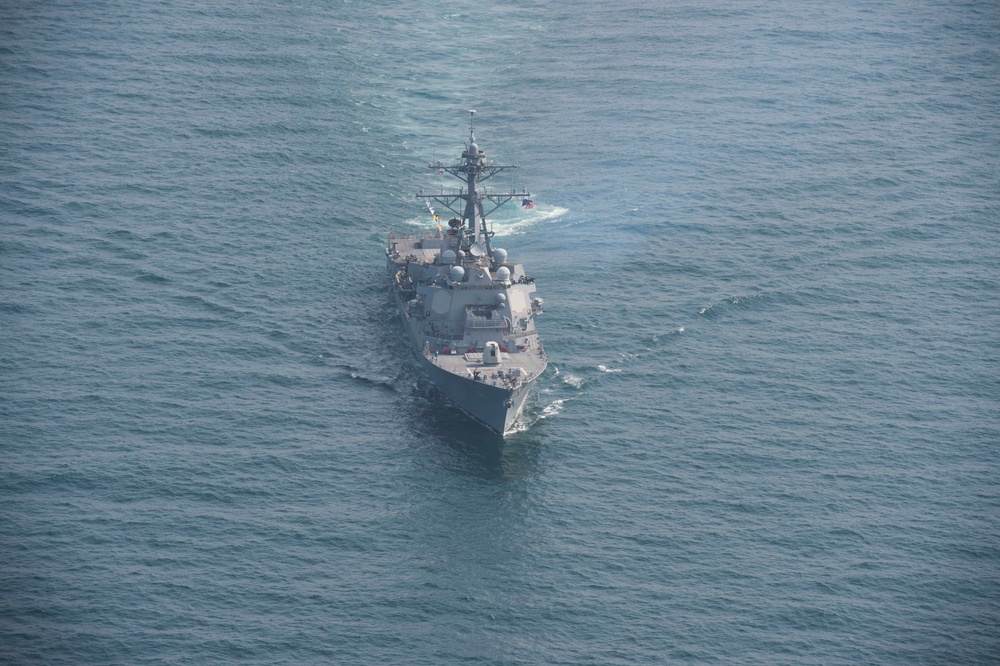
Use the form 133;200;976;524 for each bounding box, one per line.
490;205;569;237
540;399;566;419
398;205;569;238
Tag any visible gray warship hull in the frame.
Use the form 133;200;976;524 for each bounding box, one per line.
420;356;532;435
386;113;547;435
389;281;535;434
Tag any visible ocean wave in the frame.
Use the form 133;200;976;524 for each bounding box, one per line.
697;293;776;318
348;371;398;392
539;398;567;419
655;326;684;338
552;364;587;387
507;395;574;433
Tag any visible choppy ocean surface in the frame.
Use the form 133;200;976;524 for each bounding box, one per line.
2;1;999;663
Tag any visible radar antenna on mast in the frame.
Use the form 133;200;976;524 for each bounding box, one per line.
417;113;530;259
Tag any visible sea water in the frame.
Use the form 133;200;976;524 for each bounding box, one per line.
2;0;998;663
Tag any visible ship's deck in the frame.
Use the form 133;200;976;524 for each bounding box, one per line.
425;348;547;389
388;236;447;265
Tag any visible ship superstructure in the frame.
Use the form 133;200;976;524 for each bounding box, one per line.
386;112;547;434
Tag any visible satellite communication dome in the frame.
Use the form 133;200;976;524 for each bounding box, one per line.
496;266;511;283
493;248;508;263
449;265;465;282
440;249;456;264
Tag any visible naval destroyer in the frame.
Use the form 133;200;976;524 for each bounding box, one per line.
386;112;547;434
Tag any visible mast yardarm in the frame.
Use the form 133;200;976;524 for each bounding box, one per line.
417;111;530;258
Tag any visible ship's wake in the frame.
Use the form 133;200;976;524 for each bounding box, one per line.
491;205;569;237
507;395;576;434
539;398;569;419
396;205;569;240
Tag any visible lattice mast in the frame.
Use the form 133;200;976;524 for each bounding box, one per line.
417;110;530;257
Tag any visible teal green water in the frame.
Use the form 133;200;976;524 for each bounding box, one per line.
2;1;998;663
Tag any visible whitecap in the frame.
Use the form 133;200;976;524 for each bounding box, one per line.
505;416;532;434
540;399;565;419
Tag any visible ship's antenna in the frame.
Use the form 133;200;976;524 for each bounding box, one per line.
468;109;476;143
